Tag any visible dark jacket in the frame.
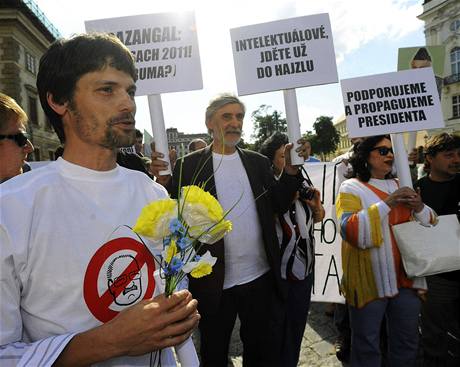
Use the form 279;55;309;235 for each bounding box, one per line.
116;151;152;178
168;145;300;314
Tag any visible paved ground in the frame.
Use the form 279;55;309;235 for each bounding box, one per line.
297;303;344;367
190;302;344;367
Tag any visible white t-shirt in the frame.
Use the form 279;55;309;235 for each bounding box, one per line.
0;158;176;366
212;152;269;289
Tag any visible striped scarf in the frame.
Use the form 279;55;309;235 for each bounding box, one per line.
276;200;315;281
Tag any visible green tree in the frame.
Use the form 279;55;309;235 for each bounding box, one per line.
307;116;340;159
250;105;287;151
302;130;320;154
236;137;250;150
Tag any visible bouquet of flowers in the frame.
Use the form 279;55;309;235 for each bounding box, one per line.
133;184;232;295
132;184;233;366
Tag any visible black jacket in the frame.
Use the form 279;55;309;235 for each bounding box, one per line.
168;145;300;314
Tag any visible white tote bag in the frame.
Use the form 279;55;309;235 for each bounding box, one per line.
392;215;460;277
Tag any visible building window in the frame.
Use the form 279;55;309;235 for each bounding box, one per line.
453;96;460;118
28;96;38;125
48;150;55;161
451;47;460;76
450;19;460;32
25;52;36;74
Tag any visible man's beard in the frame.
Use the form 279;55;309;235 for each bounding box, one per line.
103;125;135;149
224;135;241;148
70;102;136;149
215;129;241;148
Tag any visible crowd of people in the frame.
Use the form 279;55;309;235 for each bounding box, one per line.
0;31;459;367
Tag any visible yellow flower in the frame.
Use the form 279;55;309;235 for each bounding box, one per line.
163;239;178;263
180;185;232;244
196;220;233;245
133;198;177;240
182;251;217;278
190;263;213;278
181;185;223;222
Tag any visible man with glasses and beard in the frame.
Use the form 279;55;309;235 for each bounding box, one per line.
0;93;34;183
151;94;309;366
0;34;199;366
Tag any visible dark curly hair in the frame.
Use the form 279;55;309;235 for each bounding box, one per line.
423;132;460;171
259;132;288;163
424;133;460;157
37;33;136;143
347;135;393;182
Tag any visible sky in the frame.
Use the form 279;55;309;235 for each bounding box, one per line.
34;0;426;142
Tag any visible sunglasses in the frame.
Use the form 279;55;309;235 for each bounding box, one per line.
370;146;394;156
112;271;141;288
0;132;30;147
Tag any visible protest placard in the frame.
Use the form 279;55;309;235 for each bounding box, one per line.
85;12;203;96
397;46;445;153
230;13;338;96
305;162;345;304
398;46;445;97
341;68;444;138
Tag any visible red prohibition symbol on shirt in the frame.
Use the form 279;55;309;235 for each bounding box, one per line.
83;237;156;323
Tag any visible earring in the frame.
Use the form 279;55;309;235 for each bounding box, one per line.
365;162;369;170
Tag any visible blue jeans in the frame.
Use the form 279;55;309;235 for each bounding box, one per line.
349;288;421;367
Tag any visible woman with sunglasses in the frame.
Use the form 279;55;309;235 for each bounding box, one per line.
335;134;437;367
0;93;34;183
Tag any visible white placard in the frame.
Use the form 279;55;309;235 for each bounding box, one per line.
230;13;338;96
305;162;345;304
341;68;444;138
85;12;203;96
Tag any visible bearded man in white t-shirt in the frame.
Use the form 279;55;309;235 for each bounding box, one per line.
0;33;199;367
152;94;306;366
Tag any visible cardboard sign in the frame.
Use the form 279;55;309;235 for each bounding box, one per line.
230;13;338;96
398;45;445;101
305;162;345;304
85;12;203;96
341;68;444;138
398;46;445;75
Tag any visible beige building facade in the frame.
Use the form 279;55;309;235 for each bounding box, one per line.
418;0;460;136
333;114;351;157
0;0;61;161
166;128;209;156
332;0;459;160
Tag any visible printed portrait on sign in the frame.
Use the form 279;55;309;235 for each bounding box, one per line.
107;254;143;306
398;46;445;100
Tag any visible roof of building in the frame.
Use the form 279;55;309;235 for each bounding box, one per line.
0;0;61;42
